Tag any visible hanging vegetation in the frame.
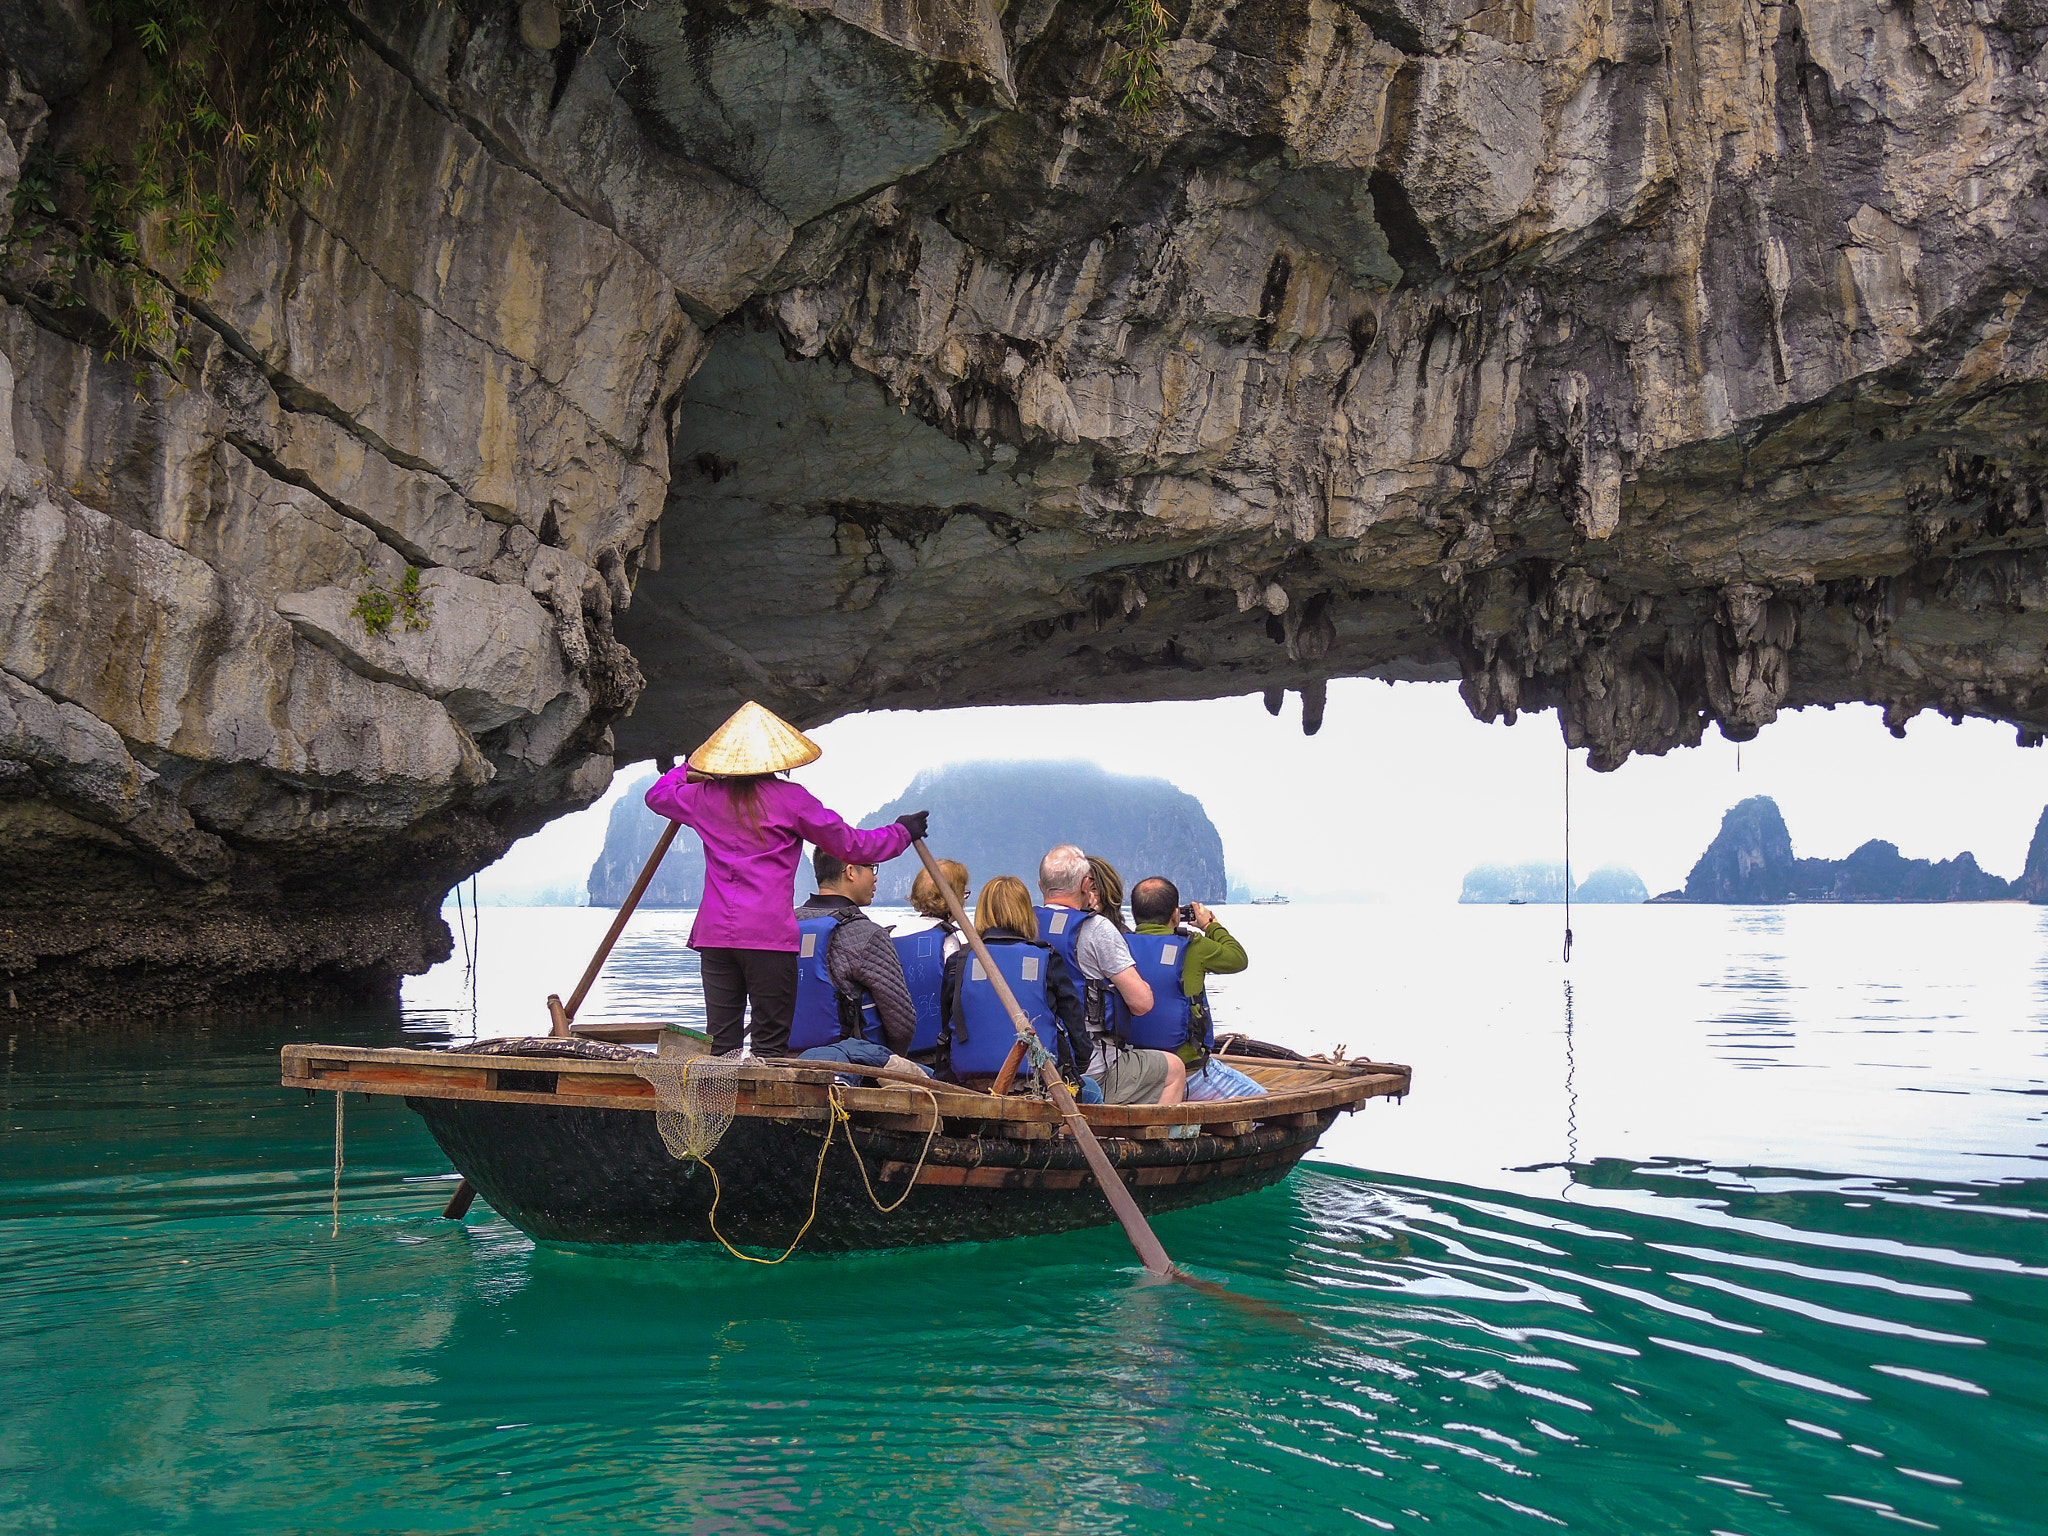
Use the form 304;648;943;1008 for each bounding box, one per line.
1107;0;1174;114
1;0;358;369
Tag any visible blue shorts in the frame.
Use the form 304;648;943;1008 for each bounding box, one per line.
797;1040;934;1077
1184;1059;1265;1101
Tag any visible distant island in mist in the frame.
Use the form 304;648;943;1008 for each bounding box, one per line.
1461;862;1648;904
586;761;1227;907
586;770;708;907
1652;796;2048;903
859;761;1226;904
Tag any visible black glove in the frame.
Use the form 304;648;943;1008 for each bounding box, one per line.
896;810;930;841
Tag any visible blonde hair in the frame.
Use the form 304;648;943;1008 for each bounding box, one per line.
1086;855;1128;931
911;859;969;919
974;875;1038;940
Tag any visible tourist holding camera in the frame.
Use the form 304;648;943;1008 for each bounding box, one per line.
1127;878;1262;1101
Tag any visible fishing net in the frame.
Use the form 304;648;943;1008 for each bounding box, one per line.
640;1051;742;1162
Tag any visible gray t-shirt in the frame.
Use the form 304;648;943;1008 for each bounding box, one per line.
1066;912;1136;1075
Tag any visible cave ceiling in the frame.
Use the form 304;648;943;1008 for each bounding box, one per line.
616;0;2048;769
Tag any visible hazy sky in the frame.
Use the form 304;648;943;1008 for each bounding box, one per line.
479;681;2048;904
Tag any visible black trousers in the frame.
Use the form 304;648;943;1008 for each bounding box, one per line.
697;947;799;1056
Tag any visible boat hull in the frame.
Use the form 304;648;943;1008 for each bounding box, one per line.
409;1096;1325;1250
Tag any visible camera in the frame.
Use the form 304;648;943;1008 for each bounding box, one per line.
1177;903;1199;923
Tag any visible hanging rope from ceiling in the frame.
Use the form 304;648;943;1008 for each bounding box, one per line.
1563;741;1574;965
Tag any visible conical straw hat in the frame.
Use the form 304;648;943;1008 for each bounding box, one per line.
689;701;821;776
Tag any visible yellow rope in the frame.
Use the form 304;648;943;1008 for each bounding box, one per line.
697;1099;838;1265
329;1089;344;1239
696;1077;946;1260
834;1081;942;1215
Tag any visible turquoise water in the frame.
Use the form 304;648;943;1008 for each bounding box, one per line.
4;904;2046;1533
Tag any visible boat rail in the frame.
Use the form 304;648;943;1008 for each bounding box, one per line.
280;1043;1410;1139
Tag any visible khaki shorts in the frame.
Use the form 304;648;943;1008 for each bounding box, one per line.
1092;1045;1172;1105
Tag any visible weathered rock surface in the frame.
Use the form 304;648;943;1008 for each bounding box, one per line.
1665;795;2018;902
6;0;2048;1009
0;1;678;1009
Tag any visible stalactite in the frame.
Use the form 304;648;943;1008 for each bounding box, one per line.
1300;681;1328;736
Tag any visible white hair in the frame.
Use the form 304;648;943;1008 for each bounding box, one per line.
1038;844;1090;896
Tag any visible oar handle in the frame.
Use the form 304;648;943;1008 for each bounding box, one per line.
908;837;1176;1278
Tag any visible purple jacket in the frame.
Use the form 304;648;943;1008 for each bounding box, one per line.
644;766;912;952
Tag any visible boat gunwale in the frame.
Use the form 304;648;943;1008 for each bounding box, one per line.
279;1042;1410;1129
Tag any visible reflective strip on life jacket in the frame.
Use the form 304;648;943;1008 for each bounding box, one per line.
891;926;948;1055
951;940;1060;1075
1123;933;1208;1050
788;912;878;1050
1032;904;1132;1040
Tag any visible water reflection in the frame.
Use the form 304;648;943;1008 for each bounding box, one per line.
2032;909;2048;1032
103;1154;2018;1534
13;903;2048;1531
1561;980;1579;1165
597;914;705;1030
1705;907;1799;1069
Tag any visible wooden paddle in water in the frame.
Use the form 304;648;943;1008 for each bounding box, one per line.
441;820;682;1219
908;837;1178;1279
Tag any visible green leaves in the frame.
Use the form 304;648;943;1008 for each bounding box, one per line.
351;565;434;638
1;0;357;372
1107;0;1174;115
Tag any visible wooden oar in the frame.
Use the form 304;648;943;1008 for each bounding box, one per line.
908;837;1177;1279
441;819;682;1219
555;821;682;1033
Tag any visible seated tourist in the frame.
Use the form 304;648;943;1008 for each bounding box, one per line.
909;859;972;959
1084;854;1133;934
1128;877;1262;1101
1034;844;1186;1107
790;849;930;1076
893;859;970;1066
938;874;1094;1094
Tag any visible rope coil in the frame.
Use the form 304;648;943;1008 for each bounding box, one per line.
642;1059;944;1262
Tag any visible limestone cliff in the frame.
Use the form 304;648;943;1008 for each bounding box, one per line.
5;0;2048;1009
586;771;706;907
2020;806;2048;901
1671;795;2016;901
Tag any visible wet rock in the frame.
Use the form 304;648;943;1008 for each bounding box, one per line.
8;0;2048;1007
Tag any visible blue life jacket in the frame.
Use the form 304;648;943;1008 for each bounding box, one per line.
948;938;1061;1075
891;925;949;1054
1123;931;1210;1051
789;911;879;1051
1033;904;1133;1040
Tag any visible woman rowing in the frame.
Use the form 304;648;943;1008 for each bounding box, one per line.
644;702;928;1058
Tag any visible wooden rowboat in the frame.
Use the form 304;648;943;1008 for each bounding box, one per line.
281;1038;1411;1252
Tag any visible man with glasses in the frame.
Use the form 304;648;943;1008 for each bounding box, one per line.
789;849;924;1070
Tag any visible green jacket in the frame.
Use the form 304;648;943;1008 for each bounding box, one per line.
1133;920;1248;1003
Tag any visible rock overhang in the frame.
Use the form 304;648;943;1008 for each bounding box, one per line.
4;0;2048;1009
